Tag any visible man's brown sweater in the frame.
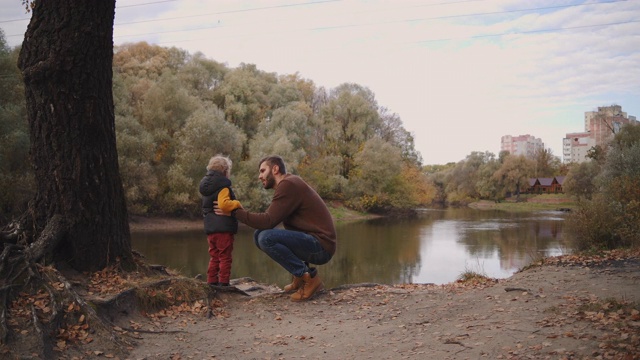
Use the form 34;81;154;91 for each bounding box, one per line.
234;174;337;255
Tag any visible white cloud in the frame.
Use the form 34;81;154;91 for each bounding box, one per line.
2;0;638;164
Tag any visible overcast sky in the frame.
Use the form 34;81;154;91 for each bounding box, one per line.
2;0;639;165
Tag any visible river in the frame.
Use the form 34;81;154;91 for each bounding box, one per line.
131;207;570;289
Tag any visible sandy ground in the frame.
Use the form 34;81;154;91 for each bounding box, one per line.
122;254;640;360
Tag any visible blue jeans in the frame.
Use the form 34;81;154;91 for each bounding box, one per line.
253;229;332;277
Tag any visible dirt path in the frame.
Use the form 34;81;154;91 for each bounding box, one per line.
124;254;640;360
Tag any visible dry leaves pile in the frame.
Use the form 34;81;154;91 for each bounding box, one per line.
542;248;640;267
86;266;229;321
2;264;225;359
8;291;92;351
536;250;640;359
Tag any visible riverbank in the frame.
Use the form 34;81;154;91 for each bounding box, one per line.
5;249;639;360
129;195;574;232
129;215;203;232
469;194;576;212
123;249;639;359
129;201;378;232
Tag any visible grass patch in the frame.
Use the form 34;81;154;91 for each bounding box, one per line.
456;260;497;284
517;247;550;272
457;270;488;283
518;259;545;272
577;297;639;314
134;278;209;313
471;194;576;212
327;202;376;222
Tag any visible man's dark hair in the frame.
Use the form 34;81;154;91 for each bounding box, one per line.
259;155;286;174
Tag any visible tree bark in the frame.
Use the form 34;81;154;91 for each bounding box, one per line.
17;0;132;271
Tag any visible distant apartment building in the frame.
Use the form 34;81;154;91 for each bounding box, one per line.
500;134;544;158
563;105;638;163
562;132;593;163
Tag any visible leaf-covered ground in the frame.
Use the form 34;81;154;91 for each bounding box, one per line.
3;249;639;359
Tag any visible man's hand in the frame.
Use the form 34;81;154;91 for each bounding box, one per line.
213;201;231;216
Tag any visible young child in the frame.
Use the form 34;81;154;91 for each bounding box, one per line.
199;155;242;287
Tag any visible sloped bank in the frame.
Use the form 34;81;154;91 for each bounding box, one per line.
124;249;639;359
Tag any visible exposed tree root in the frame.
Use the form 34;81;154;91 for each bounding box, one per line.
0;214;232;358
0;215;134;358
0;292;8;346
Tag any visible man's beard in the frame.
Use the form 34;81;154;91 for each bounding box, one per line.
263;171;276;189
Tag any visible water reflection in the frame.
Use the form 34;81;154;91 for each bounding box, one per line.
131;208;570;289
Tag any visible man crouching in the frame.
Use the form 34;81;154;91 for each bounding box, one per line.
216;155;336;301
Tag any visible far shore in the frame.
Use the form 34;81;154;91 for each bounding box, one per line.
128;202;378;232
129;195;575;232
128;215;203;232
469;194;576;211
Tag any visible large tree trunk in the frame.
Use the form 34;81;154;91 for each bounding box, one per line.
17;0;132;271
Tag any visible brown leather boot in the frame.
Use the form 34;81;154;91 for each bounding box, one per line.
283;276;303;293
290;272;324;302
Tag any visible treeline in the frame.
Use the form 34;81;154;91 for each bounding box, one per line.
0;29;569;222
563;124;640;250
111;42;434;216
424;149;566;206
1;35;435;221
0;30;583;221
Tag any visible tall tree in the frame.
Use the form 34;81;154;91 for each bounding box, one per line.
321;83;380;178
377;107;422;166
212;63;276;140
12;0;133;271
348;137;403;211
492;155;535;199
532;148;560;177
563;161;599;200
444;151;495;204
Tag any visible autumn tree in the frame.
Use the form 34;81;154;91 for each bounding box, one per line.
212;63;276;140
567;123;640;249
563;161;599;200
492;154;535;199
532;148;560;177
1;0;135;353
377;107;422;166
348;137;434;211
321;83;381;178
444;151;496;205
348;137;403;210
176;52;227;101
594;123;640;246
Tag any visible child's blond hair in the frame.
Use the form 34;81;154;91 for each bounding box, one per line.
206;155;232;175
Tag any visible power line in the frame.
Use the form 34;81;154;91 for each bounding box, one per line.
308;0;631;32
142;1;637;50
115;0;340;26
411;19;640;44
118;0;178;9
0;0;180;23
1;0;341;38
2;0;636;44
113;0;632;42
